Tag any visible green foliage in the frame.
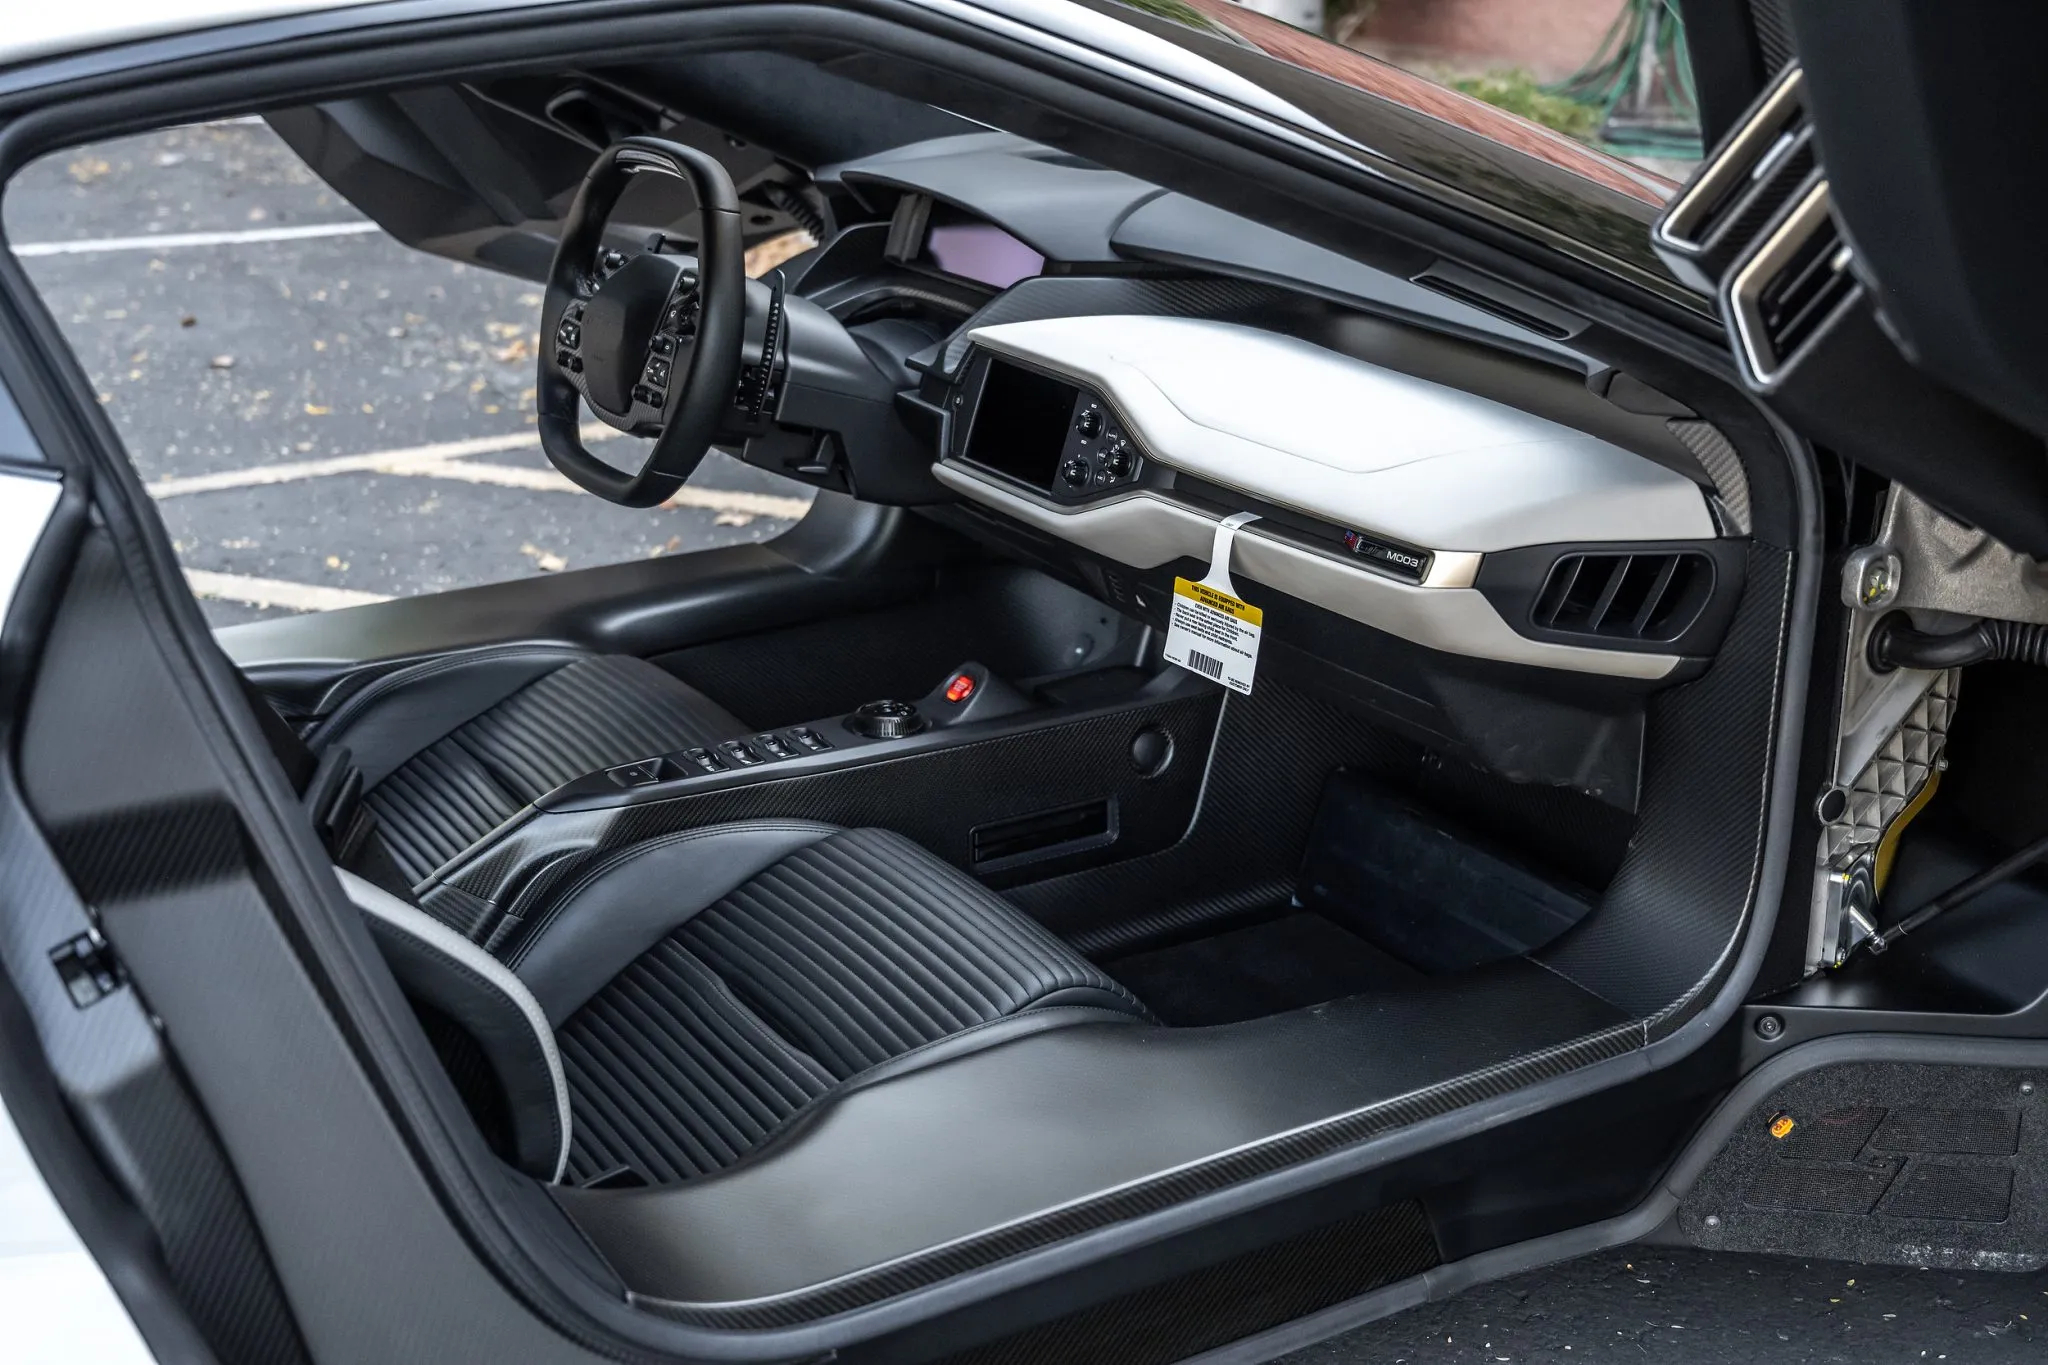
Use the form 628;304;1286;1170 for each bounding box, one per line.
1113;0;1224;33
1452;69;1603;142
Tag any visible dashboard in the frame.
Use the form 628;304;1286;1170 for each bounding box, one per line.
934;316;1719;680
769;131;1753;794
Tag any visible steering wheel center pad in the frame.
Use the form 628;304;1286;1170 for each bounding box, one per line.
580;252;686;416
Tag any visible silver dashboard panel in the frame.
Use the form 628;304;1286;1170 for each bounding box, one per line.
939;315;1719;678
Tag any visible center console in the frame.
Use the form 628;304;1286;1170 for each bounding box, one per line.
412;662;1222;954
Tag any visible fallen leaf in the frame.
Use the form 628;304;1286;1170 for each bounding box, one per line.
68;156;112;184
208;355;235;369
180;315;197;328
520;543;567;572
714;510;755;527
324;555;348;570
304;403;331;416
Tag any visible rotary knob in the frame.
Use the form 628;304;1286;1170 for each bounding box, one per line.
1075;407;1103;438
1061;457;1092;487
1101;438;1133;479
846;699;926;739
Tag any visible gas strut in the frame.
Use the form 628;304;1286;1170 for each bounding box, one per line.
1844;828;2048;963
1834;610;2048;965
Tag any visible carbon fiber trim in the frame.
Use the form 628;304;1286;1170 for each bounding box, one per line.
419;692;1222;946
1670;418;1752;534
629;1020;1641;1328
931;1201;1440;1365
1551;544;1793;1023
935;275;1298;376
1750;0;1797;73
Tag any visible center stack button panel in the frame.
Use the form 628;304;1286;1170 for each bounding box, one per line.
1051;396;1143;503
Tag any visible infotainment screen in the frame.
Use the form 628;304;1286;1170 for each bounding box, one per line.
963;360;1081;489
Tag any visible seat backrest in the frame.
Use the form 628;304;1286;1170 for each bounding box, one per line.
338;869;571;1181
234;667;571;1179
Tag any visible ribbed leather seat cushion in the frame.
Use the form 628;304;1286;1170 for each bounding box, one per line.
685;829;1145;1075
556;828;1147;1183
558;941;833;1184
365;656;745;882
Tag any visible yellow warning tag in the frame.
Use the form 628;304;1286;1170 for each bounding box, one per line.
1164;513;1264;694
1173;577;1263;625
1768;1113;1796;1140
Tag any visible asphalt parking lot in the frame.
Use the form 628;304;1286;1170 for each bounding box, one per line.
6;119;813;629
10;120;2048;1365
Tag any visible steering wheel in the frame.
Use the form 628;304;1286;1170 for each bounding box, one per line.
536;137;745;508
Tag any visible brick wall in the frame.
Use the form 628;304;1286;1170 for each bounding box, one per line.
1352;0;1628;80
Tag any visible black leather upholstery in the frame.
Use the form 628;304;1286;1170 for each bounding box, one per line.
540;826;1150;1184
340;868;571;1181
336;819;1152;1185
303;647;747;882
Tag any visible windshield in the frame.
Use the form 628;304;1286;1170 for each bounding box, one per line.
1079;0;1704;289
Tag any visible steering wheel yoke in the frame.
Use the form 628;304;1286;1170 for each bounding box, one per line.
537;137;746;507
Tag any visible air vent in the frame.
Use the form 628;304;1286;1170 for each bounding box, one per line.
1532;551;1714;642
1651;65;1814;294
1730;180;1860;386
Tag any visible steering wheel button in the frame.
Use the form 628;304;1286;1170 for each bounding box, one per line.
557;321;581;347
646;358;672;386
650;334;675;357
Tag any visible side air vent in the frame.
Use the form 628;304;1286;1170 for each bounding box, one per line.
1730;180;1859;387
1651;65;1813;294
1533;551;1715;643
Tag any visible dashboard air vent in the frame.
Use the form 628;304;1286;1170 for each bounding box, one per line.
1730;180;1859;386
1651;64;1813;294
1533;551;1714;642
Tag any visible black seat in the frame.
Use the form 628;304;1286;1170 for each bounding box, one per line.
345;820;1151;1183
293;645;747;883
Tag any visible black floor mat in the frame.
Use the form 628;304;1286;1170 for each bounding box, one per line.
1106;911;1425;1026
1679;1060;2048;1271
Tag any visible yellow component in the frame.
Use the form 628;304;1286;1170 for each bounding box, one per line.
1874;769;1942;897
1172;576;1262;625
1769;1113;1797;1140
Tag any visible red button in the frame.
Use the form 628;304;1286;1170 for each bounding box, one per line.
944;674;975;703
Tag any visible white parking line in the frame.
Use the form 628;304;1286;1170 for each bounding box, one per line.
146;431;570;498
146;429;815;519
12;221;381;257
183;569;391;612
404;460;814;519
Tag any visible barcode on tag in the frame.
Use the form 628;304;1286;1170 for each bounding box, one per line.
1185;649;1225;681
